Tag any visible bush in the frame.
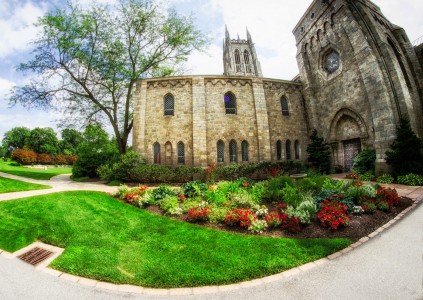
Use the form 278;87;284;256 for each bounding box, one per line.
11;149;37;164
230;191;260;210
359;171;375;182
376;174;394;184
313;190;355;213
248;219;268;234
265;210;283;228
375;187;400;207
208;206;228;224
224;208;256;228
150;185;177;202
386;118;423;176
203;188;227;206
181;180;208;198
262;176;294;202
306;129;331;174
37;153;54;164
317;200;350;230
98;150;145;182
346;184;376;205
352;149;376;175
186;206;211;222
284;194;316;224
158;196;182;215
130;164;203;183
397;173;423;186
55;155;68;165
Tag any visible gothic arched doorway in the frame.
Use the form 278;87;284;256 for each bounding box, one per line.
329;108;369;172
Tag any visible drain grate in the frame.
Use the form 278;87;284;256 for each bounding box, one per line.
18;247;54;266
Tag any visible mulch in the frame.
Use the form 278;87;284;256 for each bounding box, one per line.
144;197;414;242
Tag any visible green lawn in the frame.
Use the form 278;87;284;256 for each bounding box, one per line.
0;160;72;180
0;191;350;288
0;176;51;193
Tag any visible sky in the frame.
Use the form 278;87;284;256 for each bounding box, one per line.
0;0;422;140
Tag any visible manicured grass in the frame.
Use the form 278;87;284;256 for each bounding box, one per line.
0;191;351;288
0;176;51;193
0;160;72;180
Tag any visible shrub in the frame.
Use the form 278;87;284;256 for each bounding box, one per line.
230;191;260;210
377;174;394;184
375;187;400;207
66;155;78;165
346;184;376;205
262;176;294;202
130;164;203;183
208;206;229;224
306;129;331;174
314;190;355;213
359;171;375;182
224;208;256;228
11;149;37;164
55;155;68;165
98;150;145;182
181;180;208;198
37;153;54;164
255;206;268;217
248;219;268;234
203;188;227;206
397;173;423;186
322;178;344;192
386;118;423;177
281;216;302;233
360;197;377;214
265;210;283;228
352;149;376;175
285;194;316;224
180;198;203;213
158;196;181;215
186;206;210;222
150;185;177;202
317;200;350;230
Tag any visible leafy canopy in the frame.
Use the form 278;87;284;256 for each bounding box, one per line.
10;0;207;154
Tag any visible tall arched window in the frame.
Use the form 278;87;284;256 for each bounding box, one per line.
229;140;237;163
165;141;172;165
153;142;161;164
177;142;185;164
294;140;300;160
276;140;282;161
280;96;290;116
234;49;242;72
217;140;224;163
224;92;237;114
286;140;291;160
164;94;174;116
244;50;252;73
241;140;249;162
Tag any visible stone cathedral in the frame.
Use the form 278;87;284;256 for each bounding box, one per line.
133;0;423;174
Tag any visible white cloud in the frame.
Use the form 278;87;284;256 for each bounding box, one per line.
0;1;48;59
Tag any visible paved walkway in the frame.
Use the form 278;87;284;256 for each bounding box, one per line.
0;173;422;299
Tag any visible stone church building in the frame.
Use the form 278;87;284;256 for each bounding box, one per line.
133;0;423;174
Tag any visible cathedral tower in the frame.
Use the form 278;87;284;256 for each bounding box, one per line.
223;26;263;77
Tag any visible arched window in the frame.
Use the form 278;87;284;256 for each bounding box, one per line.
244;50;252;73
165;141;172;165
276;140;282;160
153;142;161;164
294;140;300;160
234;49;242;72
229;140;237;163
241;140;249;162
224;92;237;114
217;140;224;163
280;96;290;116
286;140;291;160
177;142;185;164
164;94;174;116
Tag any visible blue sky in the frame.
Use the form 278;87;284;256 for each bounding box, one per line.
0;0;422;140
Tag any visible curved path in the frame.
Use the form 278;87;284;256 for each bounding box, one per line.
0;173;422;299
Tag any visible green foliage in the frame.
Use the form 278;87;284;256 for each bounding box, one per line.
313;190;355;213
207;206;229;224
59;129;82;155
352;149;376;175
1;127;31;156
203;189;227;206
285;193;316;224
397;173;423;186
230;190;260;210
97;150;145;182
306;129;331;174
376;174;394;184
10;0;207;154
158;196;182;215
72;125;119;178
296;176;329;194
27;127;60;155
130;164;203;183
261;176;294;201
359;171;375;182
281;184;302;207
386;118;423;176
150;185;177;202
322;178;344;193
346;184;376;205
181;180;208;198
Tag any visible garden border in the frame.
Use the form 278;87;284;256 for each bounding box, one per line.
1;192;421;296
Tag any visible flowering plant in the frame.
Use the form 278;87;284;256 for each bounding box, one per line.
248;219;268;234
224;208;256;227
186;207;211;222
375;187;400;207
317;200;350;230
346;172;360;180
264;210;283;227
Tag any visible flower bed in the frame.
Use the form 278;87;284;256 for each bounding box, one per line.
113;176;413;241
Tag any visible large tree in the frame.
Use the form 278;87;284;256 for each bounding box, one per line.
1;127;31;153
27;127;60;155
10;0;206;154
306;129;331;174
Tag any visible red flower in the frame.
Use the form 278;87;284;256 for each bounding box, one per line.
243;182;249;187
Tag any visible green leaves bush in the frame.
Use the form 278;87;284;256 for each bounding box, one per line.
397;173;423;186
352;149;376;175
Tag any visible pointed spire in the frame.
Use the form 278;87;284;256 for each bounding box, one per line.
237;33;240;40
247;27;252;42
225;24;230;40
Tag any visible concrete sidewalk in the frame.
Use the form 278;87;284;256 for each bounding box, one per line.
0;173;422;299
